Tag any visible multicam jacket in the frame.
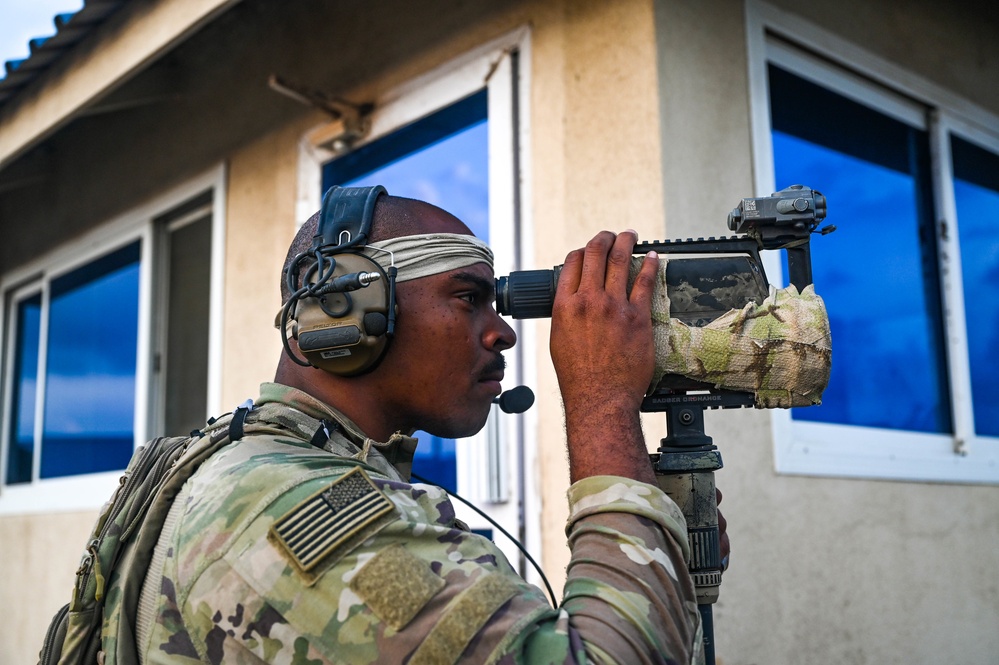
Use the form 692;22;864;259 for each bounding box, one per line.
135;383;702;664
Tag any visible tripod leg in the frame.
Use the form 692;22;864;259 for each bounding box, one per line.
699;604;715;665
652;404;725;665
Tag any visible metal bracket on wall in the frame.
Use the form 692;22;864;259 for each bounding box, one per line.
268;74;373;154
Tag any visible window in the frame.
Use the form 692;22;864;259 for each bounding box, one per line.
45;242;142;479
0;170;224;512
324;90;489;241
3;241;141;486
299;30;536;568
770;65;948;434
5;292;41;485
747;4;999;482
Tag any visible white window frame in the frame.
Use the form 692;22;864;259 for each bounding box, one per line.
0;165;227;513
746;0;999;483
295;27;539;574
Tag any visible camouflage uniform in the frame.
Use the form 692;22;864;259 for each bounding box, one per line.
137;383;702;664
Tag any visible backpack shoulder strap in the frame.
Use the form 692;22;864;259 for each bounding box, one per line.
99;420;242;665
49;433;195;665
44;407;245;665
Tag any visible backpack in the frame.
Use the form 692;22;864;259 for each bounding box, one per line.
37;402;259;665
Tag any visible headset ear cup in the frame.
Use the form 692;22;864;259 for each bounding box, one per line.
293;253;394;376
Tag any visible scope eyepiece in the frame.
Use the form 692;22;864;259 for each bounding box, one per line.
495;268;560;319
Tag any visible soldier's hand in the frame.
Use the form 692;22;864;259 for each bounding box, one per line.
551;230;659;483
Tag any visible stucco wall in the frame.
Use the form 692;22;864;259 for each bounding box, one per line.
219;118;311;408
764;0;999;116
0;510;98;662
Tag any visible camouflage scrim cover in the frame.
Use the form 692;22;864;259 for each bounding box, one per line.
631;257;833;407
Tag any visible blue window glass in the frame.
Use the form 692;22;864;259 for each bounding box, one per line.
324;90;489;240
41;242;141;478
769;65;950;433
323;90;489;489
6;293;41;485
411;435;458;491
952;136;999;437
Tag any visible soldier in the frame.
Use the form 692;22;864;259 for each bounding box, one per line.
136;190;709;664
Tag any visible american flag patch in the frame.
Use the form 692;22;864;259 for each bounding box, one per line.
270;467;396;574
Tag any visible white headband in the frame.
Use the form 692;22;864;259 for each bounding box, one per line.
362;233;494;282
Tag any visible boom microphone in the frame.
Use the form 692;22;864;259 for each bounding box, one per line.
493;386;535;414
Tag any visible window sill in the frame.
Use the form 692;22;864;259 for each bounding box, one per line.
773;415;999;485
0;471;121;515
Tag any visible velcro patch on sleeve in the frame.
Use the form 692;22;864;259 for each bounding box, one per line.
409;573;520;665
350;543;445;630
269;467;396;584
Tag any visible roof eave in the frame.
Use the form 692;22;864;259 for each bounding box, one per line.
0;0;242;171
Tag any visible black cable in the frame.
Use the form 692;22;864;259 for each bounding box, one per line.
309;246;337;293
385;266;398;336
410;471;557;608
280;242;349;368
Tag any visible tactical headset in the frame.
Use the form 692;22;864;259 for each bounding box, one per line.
279;185;398;376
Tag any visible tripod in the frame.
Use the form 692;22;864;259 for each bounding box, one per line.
644;383;754;665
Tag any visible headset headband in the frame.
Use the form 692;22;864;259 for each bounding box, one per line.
317;185;387;249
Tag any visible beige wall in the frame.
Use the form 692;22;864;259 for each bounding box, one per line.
765;0;999;115
220;118;313;407
2;0;998;662
0;510;98;661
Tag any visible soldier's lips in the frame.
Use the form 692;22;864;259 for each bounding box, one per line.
478;354;506;397
478;373;504;396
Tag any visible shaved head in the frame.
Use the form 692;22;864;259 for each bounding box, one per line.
281;194;472;302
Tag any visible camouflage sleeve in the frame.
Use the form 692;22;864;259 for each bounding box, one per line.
540;476;703;665
164;467;699;665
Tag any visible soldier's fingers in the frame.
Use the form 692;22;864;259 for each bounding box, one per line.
557;247;585;296
717;488;730;566
628;251;659;308
605;230;639;295
578;231;616;291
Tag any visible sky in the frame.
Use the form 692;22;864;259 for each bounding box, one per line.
0;0;83;73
